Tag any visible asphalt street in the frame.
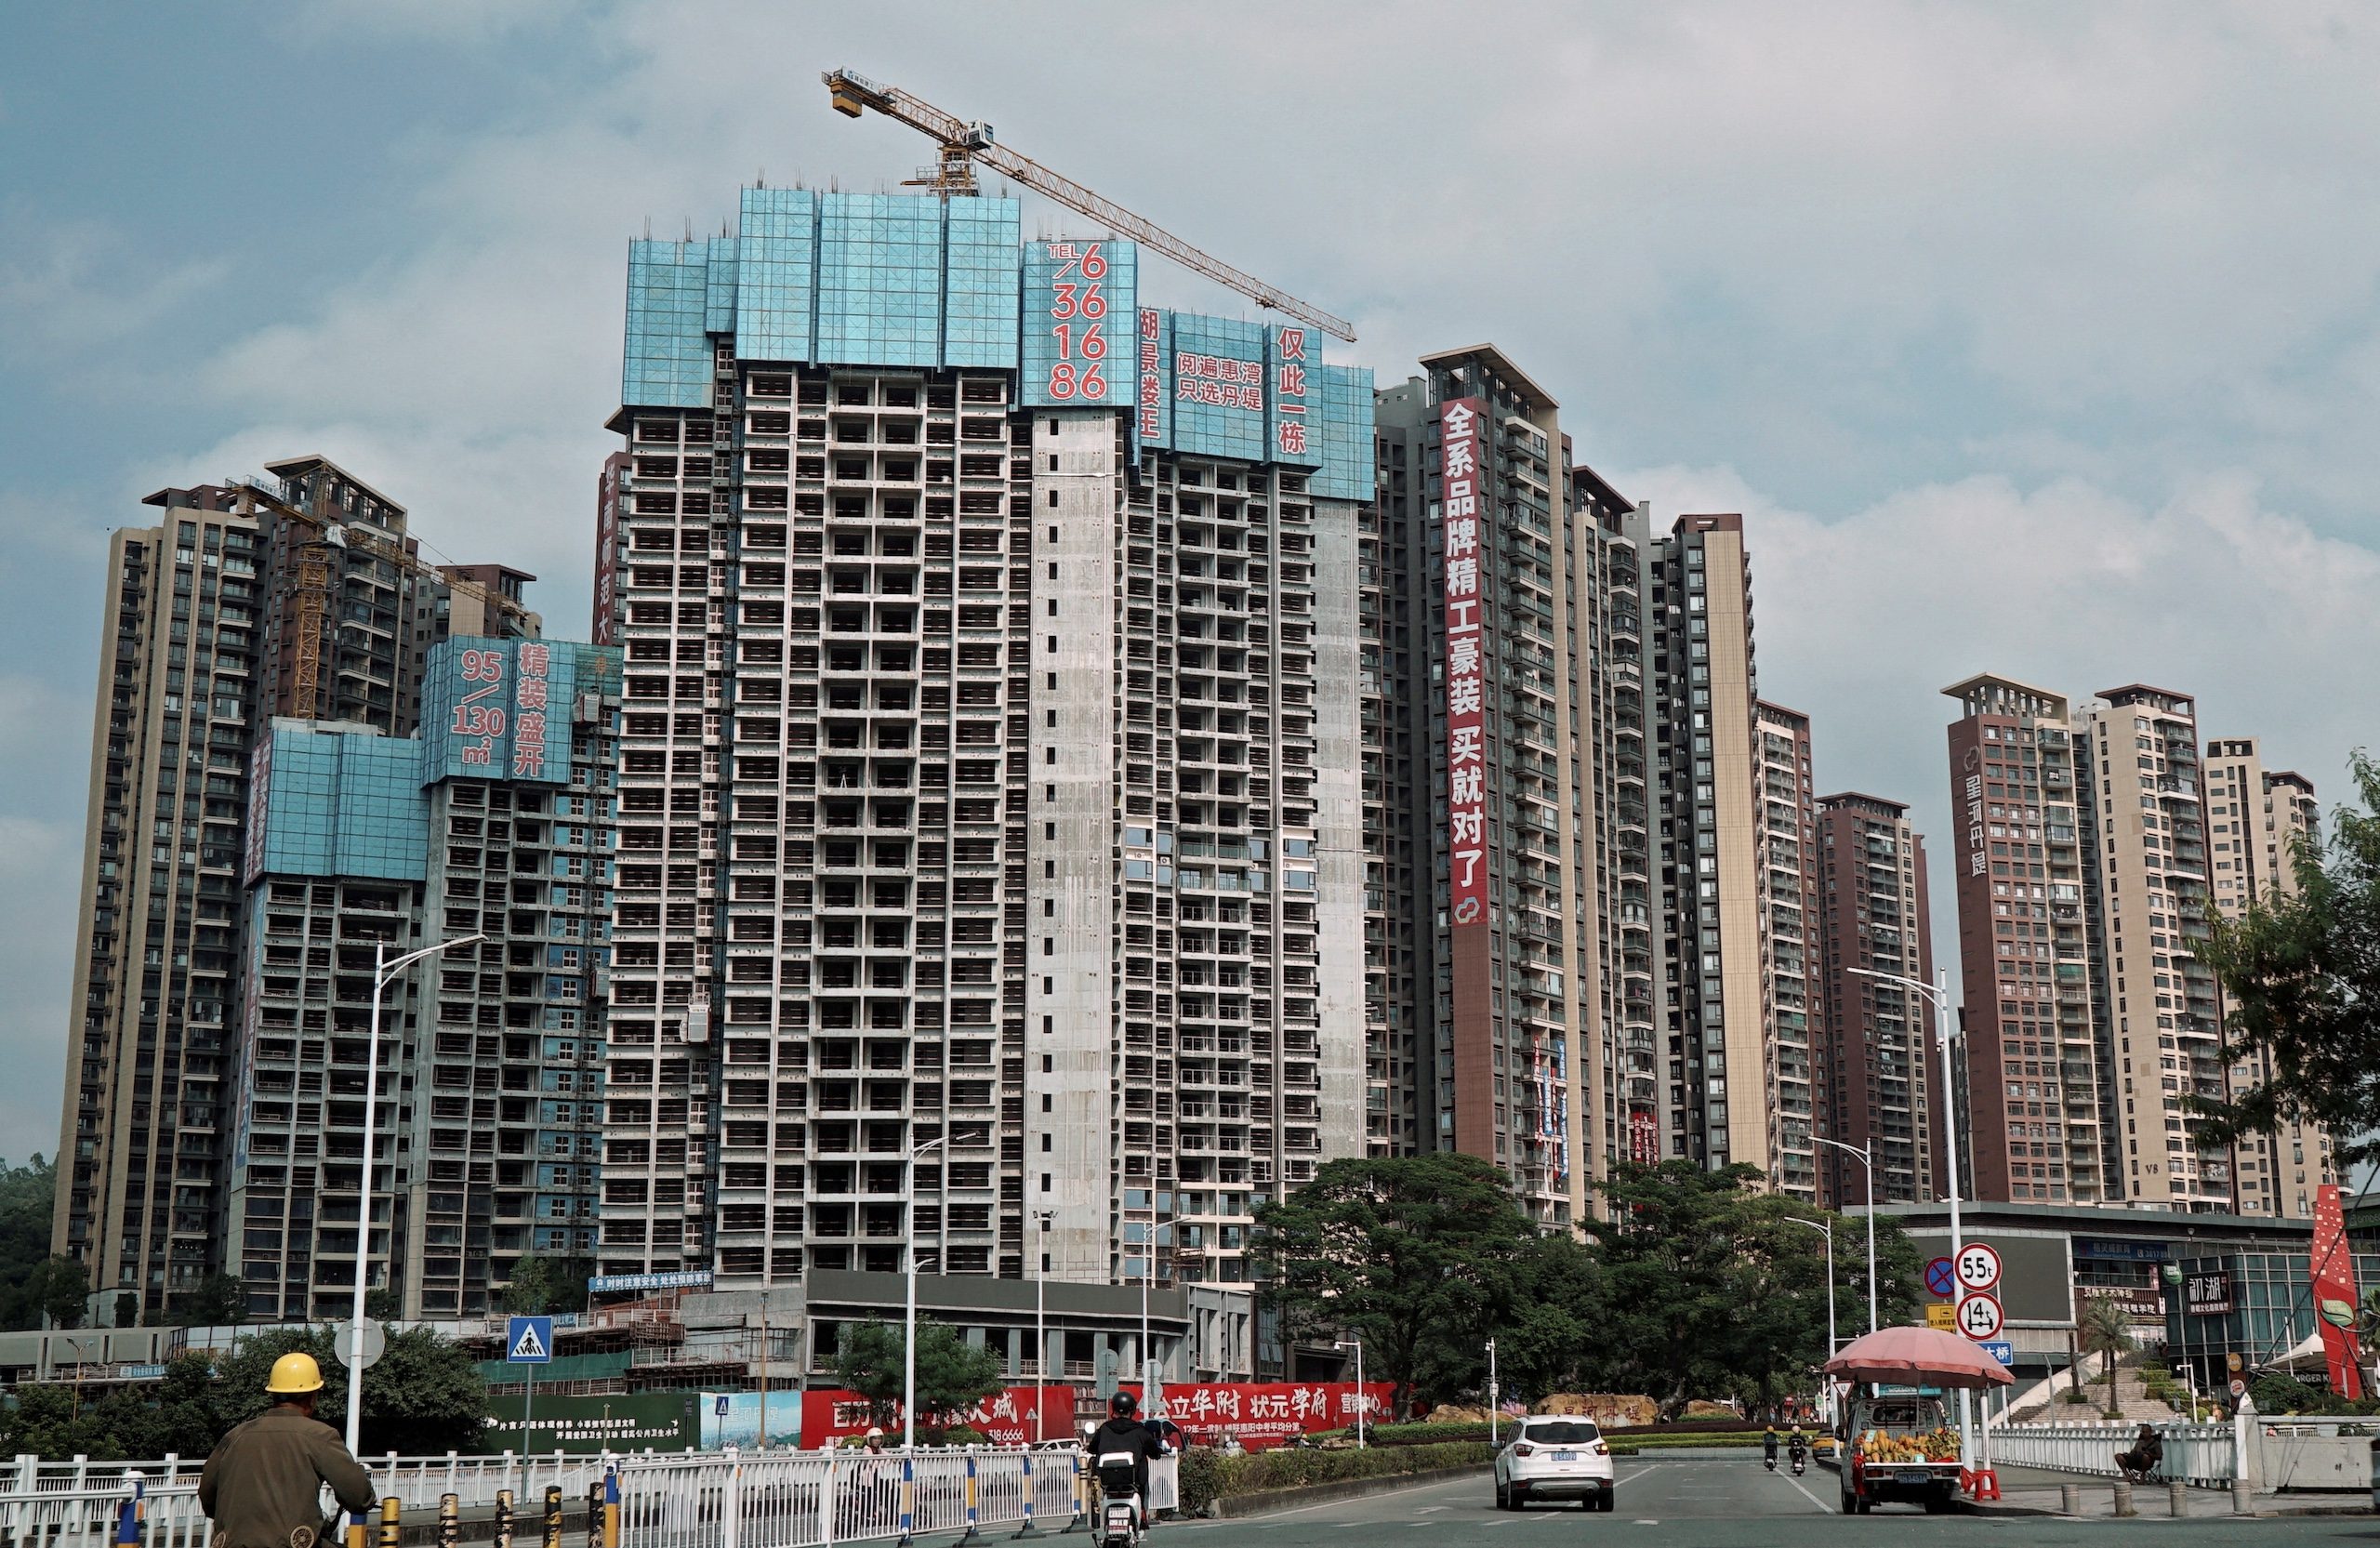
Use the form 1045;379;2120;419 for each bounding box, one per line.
1164;1462;2380;1548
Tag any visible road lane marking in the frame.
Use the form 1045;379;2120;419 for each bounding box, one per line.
1779;1469;1834;1514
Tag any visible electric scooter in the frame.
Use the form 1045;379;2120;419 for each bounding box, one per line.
1095;1451;1144;1548
1791;1443;1808;1477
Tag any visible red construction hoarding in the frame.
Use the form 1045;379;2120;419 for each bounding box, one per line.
1123;1381;1393;1450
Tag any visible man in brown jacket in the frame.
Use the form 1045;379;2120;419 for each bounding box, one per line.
199;1352;378;1548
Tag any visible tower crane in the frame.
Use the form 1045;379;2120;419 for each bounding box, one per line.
823;68;1355;342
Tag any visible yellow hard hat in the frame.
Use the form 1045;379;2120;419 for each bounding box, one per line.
266;1352;325;1395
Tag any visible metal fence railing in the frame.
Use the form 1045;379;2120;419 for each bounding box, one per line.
1988;1419;2241;1487
615;1447;1085;1548
2;1446;1091;1548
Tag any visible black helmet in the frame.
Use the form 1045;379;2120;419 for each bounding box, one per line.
1110;1390;1138;1419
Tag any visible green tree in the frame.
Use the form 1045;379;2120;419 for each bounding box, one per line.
0;1154;58;1330
831;1317;1005;1430
114;1291;139;1329
1252;1154;1541;1416
178;1271;249;1327
218;1325;487;1454
501;1253;593;1315
2078;1297;2135;1419
24;1255;90;1330
0;1351;224;1461
2191;753;2380;1164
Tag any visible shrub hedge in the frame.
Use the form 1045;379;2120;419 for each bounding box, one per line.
1175;1441;1495;1515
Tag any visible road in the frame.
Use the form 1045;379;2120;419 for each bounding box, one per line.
1167;1461;2380;1547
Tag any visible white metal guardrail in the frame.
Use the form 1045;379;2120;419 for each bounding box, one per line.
615;1447;1084;1548
1988;1419;2239;1486
3;1446;1092;1548
1990;1412;2380;1491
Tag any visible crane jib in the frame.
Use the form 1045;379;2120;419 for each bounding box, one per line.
821;66;1355;342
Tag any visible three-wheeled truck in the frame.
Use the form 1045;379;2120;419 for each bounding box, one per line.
1821;1326;2015;1515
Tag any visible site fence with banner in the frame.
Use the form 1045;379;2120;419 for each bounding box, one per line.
1122;1380;1393;1449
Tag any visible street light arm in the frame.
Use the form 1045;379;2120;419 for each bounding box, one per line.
1846;965;1945;1008
1812;1135;1872;1165
376;933;488;986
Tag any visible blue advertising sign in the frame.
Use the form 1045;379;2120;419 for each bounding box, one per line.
1020;239;1136;410
507;1316;554;1365
588;1269;715;1295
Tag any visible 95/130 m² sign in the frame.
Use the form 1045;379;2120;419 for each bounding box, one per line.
1955;1291;2005;1342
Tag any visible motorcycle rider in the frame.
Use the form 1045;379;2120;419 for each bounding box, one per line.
1089;1391;1165;1532
1787;1423;1809;1472
1763;1423;1780;1469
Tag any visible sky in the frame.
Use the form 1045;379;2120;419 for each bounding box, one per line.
4;3;2380;1165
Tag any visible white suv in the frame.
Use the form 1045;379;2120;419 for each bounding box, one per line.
1494;1416;1616;1512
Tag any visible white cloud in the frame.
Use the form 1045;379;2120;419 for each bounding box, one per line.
1621;461;2380;997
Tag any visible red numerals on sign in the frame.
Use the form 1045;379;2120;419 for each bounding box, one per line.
1047;243;1111;400
452;703;507;737
458;648;506;683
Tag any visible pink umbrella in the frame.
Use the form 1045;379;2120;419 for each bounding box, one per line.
1822;1327;2014;1389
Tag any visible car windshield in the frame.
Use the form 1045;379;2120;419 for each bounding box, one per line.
1523;1421;1600;1444
1866;1399;1945;1430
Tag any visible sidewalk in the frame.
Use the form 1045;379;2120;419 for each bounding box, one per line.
1967;1464;2368;1520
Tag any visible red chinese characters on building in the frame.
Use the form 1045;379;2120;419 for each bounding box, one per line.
1138;309;1163;440
452;647;507;768
1173;351;1265;411
1042;242;1111;402
1273;325;1308;457
513;642;549;779
1441;397;1489;929
799;1384;1075;1446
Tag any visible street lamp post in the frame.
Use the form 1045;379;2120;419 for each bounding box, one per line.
904;1135;947;1451
1783;1216;1838;1361
1850;965;1964;1464
1334;1340;1366;1448
349;933;483;1454
1814;1135;1878;1336
1487;1338;1499;1449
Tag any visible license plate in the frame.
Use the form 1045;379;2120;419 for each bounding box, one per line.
1895;1469;1931;1485
1553;1451;1578;1462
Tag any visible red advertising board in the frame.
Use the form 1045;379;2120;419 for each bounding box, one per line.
2311;1184;2364;1400
592;451;625;647
800;1384;1075;1447
1440;397;1488;929
1123;1382;1393;1450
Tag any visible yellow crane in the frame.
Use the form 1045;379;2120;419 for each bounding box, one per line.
823;67;1356;343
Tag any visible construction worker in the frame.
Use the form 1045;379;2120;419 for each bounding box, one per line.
199;1351;378;1548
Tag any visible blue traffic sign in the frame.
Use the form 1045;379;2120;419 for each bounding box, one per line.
507;1316;554;1364
1924;1257;1958;1299
716;1395;731;1418
1978;1341;2014;1366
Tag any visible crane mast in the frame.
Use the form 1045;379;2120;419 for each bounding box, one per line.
824;68;1355;342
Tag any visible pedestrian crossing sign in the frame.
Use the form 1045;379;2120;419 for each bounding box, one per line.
507;1316;554;1364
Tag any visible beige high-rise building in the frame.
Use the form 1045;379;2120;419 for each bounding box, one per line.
2203;737;2333;1219
2077;685;2229;1211
1753;702;1824;1200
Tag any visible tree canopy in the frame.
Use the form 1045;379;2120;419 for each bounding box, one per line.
831;1317;1006;1430
217;1325;488;1456
1253;1155;1922;1419
1253;1153;1550;1416
2193;752;2380;1166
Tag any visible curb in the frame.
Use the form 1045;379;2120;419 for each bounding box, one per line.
1212;1463;1491;1518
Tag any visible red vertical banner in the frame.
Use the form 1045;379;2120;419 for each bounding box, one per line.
1440;397;1488;930
2311;1184;2364;1399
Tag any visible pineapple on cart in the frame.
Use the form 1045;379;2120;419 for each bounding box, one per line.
1823;1328;2014;1515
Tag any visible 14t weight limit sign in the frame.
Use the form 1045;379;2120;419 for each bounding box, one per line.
1955;1291;2005;1342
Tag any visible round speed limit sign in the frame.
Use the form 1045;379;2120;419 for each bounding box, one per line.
1955;1290;2005;1342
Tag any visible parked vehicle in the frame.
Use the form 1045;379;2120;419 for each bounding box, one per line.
1836;1392;1962;1515
1493;1416;1616;1513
